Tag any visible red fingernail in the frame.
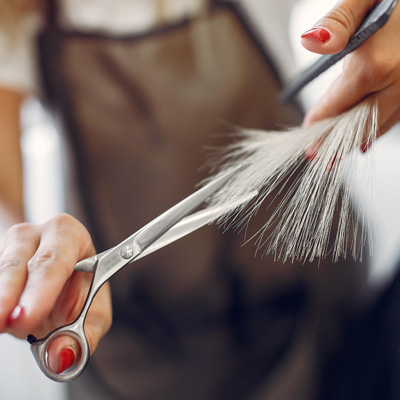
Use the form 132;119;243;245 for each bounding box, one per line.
329;154;338;171
305;147;317;161
58;348;75;374
361;142;371;153
301;28;331;44
6;305;24;326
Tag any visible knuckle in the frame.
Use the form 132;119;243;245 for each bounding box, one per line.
44;213;93;250
28;249;56;268
344;53;393;89
0;255;22;273
366;62;393;87
27;249;70;278
325;5;356;32
6;222;35;239
47;213;78;231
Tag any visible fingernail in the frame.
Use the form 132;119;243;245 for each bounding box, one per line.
328;154;338;171
305;147;317;161
58;348;75;374
6;305;24;326
361;142;371;153
301;28;331;44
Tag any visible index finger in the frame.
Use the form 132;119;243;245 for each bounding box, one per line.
0;223;40;331
302;67;371;127
5;214;95;336
303;45;393;127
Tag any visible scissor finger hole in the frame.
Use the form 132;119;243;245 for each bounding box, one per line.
43;335;82;375
30;326;89;381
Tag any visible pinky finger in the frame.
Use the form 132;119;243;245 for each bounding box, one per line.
373;84;400;135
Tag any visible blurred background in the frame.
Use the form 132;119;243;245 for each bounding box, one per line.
1;0;400;398
0;98;68;399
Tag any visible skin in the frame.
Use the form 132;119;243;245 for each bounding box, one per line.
302;0;400;135
0;213;112;373
0;89;112;373
0;0;400;375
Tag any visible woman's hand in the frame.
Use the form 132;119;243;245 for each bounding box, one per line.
301;0;400;135
0;214;112;374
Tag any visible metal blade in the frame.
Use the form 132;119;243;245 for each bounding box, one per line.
76;166;241;278
133;166;241;251
75;190;257;273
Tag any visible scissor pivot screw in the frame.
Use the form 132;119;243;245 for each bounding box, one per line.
120;246;134;259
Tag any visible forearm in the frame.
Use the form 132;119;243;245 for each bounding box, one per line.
0;87;25;244
0;197;24;245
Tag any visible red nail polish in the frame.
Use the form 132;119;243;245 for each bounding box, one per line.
305;147;317;162
6;305;24;326
58;348;75;374
301;28;331;44
361;142;371;153
329;154;338;171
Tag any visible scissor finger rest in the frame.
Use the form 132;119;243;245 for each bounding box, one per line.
28;318;89;382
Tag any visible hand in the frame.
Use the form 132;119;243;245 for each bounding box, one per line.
301;0;400;136
0;214;112;374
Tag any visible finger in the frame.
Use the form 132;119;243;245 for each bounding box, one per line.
302;50;394;127
302;74;370;128
301;0;378;54
47;336;81;375
46;282;112;375
51;271;113;351
0;223;40;331
361;83;400;143
305;75;400;132
304;86;400;159
379;109;400;134
84;283;112;353
374;83;400;134
7;214;95;335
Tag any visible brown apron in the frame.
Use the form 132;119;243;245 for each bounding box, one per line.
37;1;366;399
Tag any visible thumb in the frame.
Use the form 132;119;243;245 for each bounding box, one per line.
300;0;378;54
46;310;112;375
47;283;112;375
47;336;81;375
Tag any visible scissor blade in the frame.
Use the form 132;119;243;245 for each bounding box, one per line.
132;166;240;251
75;190;257;273
75;166;242;272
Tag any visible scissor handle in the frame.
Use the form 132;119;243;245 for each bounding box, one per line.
28;317;89;382
27;264;100;382
27;244;114;382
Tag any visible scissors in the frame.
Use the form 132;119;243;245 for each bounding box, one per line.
27;166;256;382
279;0;399;103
